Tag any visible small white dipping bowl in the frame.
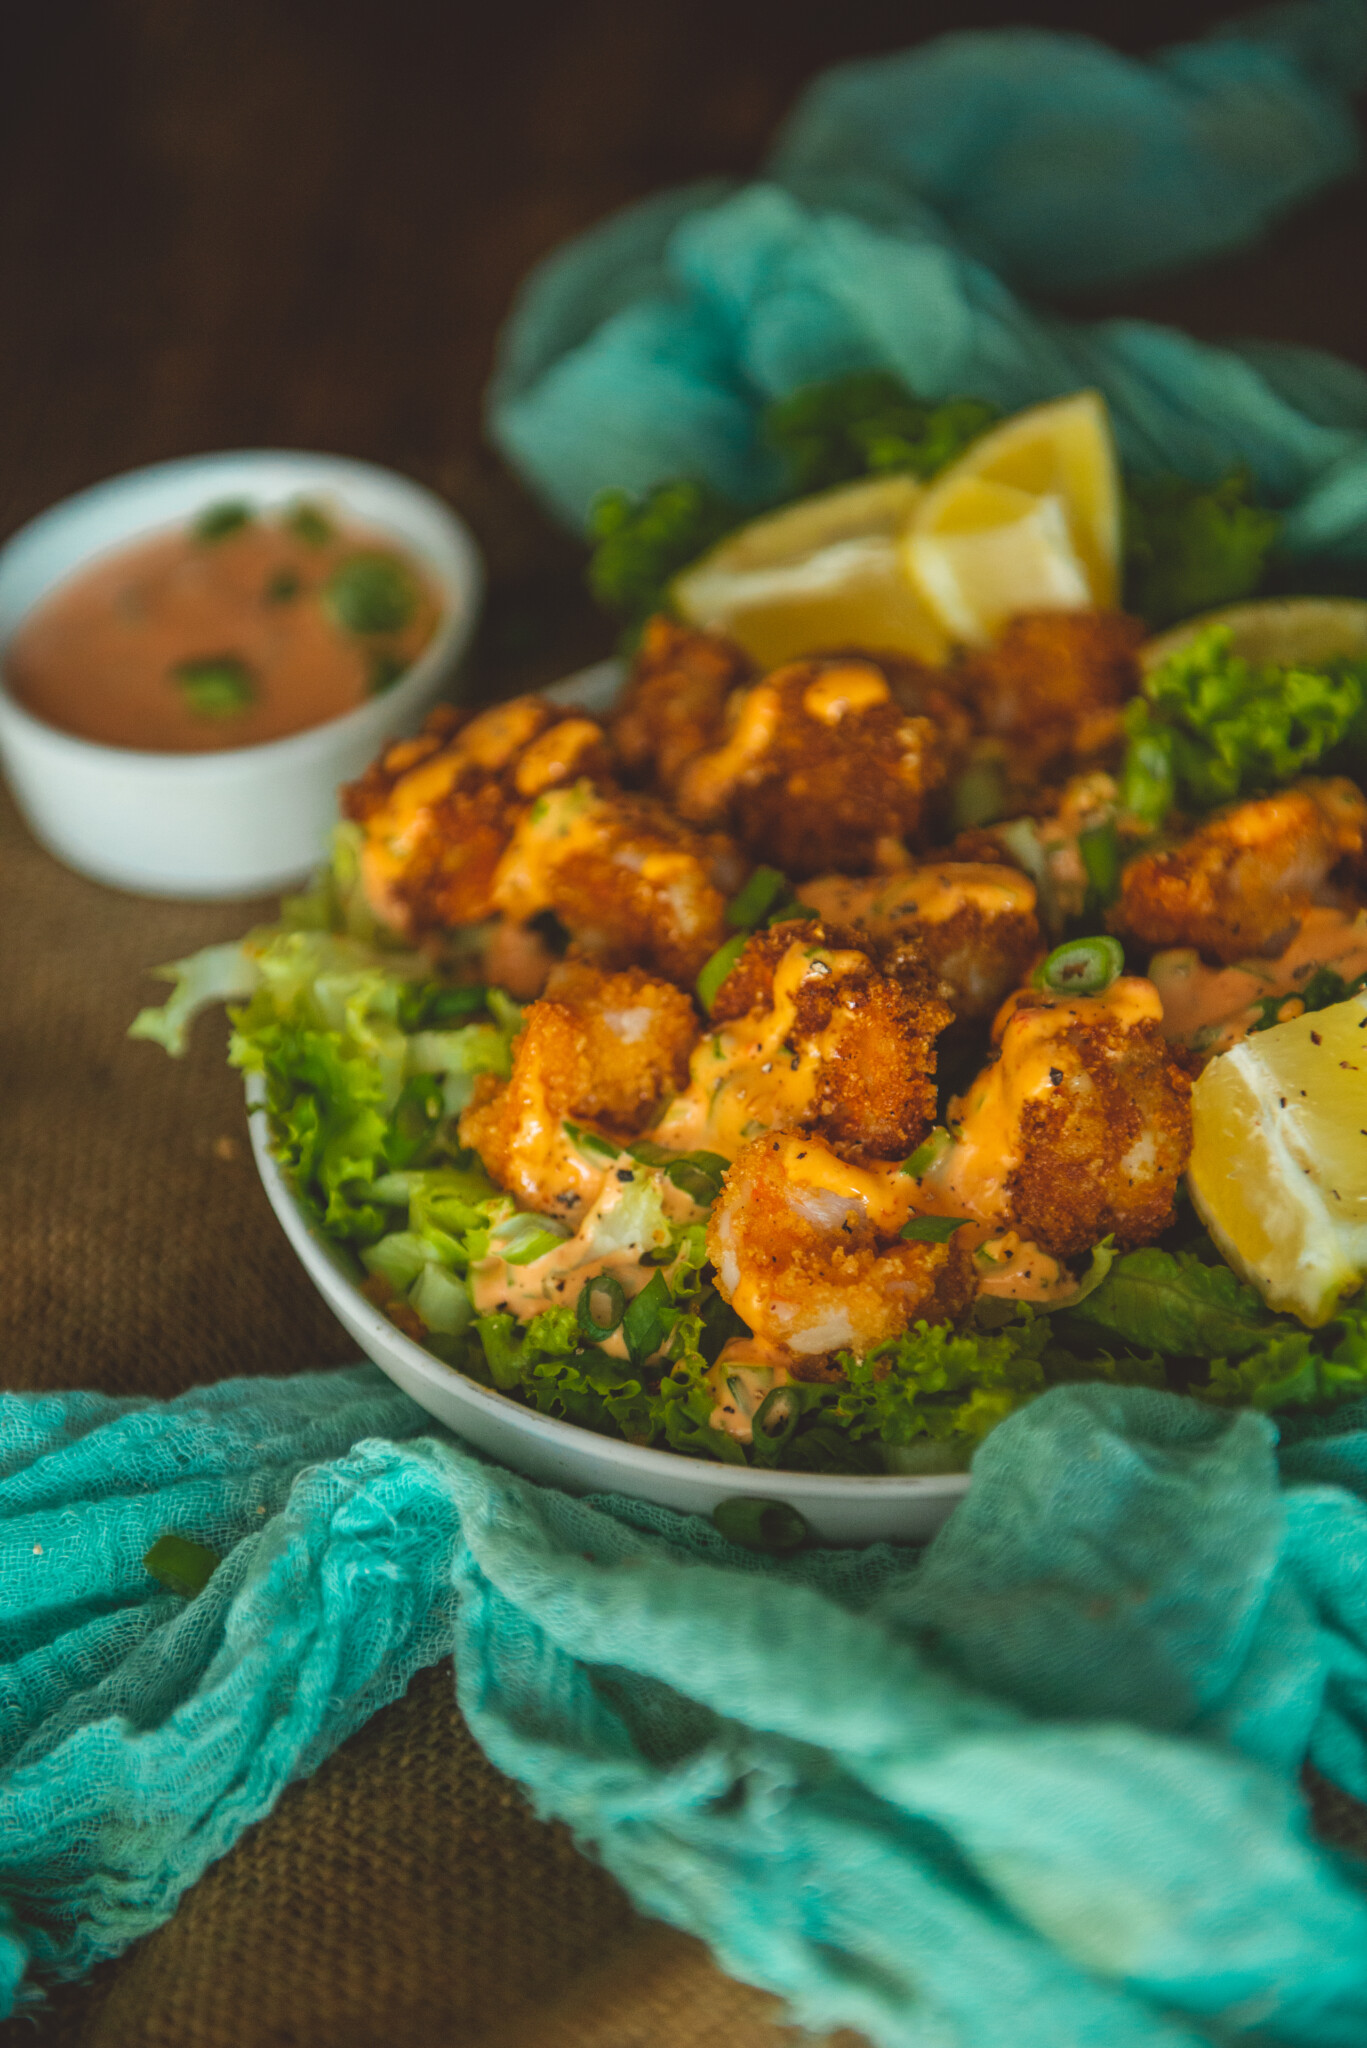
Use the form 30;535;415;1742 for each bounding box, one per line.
0;451;483;898
246;658;971;1545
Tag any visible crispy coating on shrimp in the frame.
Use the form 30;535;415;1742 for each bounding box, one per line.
492;782;737;985
459;962;696;1221
341;696;611;938
707;1133;975;1355
659;921;950;1160
802;864;1040;1020
610;615;753;790
671;657;949;877
1112;779;1367;965
940;978;1192;1260
961;610;1144;789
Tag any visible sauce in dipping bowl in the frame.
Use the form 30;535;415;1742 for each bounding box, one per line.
0;452;482;897
7;500;443;753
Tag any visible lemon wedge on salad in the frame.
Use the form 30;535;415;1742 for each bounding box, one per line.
902;390;1121;646
1141;596;1367;676
671;472;949;668
1188;994;1367;1324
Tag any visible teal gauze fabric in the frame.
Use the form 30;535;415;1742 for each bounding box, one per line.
16;5;1367;2040
9;1373;1367;2045
487;0;1367;549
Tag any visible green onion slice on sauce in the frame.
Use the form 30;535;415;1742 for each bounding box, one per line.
1033;935;1125;996
193;500;253;544
324;552;419;635
576;1273;626;1343
171;655;256;718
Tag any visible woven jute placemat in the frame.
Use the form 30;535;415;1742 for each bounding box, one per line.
0;780;866;2047
2;773;1364;2046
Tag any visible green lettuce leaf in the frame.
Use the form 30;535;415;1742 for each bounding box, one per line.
1055;1246;1277;1360
129;941;264;1057
1122;471;1279;629
762;372;998;496
1120;624;1364;827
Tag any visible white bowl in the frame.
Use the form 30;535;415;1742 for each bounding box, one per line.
0;451;483;898
247;1083;968;1544
244;655;971;1545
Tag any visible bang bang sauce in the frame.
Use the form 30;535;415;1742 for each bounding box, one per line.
5;499;441;753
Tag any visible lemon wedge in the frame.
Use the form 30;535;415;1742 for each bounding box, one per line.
902;391;1121;646
1141;597;1367;676
671;473;949;667
1188;994;1367;1324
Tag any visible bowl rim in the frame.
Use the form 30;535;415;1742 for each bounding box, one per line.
246;1074;973;1504
0;448;483;773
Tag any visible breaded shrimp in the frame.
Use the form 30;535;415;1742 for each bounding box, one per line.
960;609;1145;790
459;962;697;1221
707;1133;975;1355
1111;779;1367;965
671;657;949;877
610;615;753;790
655;921;950;1160
341;697;611;939
491;783;738;986
937;977;1192;1260
802;864;1040;1019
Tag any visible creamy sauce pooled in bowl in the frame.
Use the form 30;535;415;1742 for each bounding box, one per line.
5;498;441;753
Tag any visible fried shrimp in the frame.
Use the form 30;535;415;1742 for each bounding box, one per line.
707;1133;975;1355
1112;778;1367;965
961;609;1145;789
671;657;949;877
937;977;1192;1259
459;962;696;1221
656;921;950;1160
341;696;611;938
491;782;737;985
802;864;1040;1019
610;615;753;790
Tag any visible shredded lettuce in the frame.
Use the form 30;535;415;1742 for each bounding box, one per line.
129;941;264;1058
1120;624;1364;827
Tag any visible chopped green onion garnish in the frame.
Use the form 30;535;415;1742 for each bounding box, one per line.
1034;935;1126;996
1078;820;1121;910
286;500;335;546
193;500;253;544
901;1127;951;1179
563;1119;620;1162
171;655;256;719
726;866;788;930
899;1214;968;1243
368;649;408;695
143;1532;221;1599
696;932;748;1013
265;569;301;604
711;1497;807;1553
576;1272;626;1342
324;552;419;634
752;1385;800;1450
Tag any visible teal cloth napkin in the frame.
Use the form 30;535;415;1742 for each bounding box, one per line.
9;1373;1367;2045
488;1;1367;552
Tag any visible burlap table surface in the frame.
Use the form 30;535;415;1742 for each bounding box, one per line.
0;775;877;2048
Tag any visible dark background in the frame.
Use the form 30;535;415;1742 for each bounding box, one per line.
5;0;1366;706
2;5;1366;2044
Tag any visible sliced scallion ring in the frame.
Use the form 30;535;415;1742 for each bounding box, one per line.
1033;934;1125;996
576;1273;626;1342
